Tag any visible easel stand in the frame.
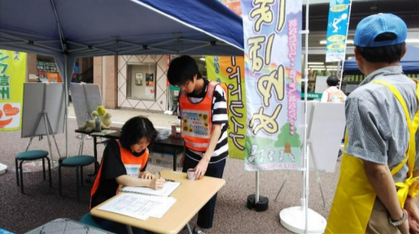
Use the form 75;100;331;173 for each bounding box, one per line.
26;110;62;168
274;142;326;207
246;171;269;211
77;112;92;155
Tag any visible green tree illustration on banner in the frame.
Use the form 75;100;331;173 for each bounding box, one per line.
274;123;301;148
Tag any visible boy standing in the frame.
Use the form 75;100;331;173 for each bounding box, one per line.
167;55;229;234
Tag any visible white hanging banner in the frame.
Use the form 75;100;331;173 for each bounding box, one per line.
325;0;352;62
241;0;303;171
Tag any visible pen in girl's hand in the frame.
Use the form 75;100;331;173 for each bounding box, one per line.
158;172;174;182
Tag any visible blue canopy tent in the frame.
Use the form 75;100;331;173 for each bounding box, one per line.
0;0;244;156
343;45;419;75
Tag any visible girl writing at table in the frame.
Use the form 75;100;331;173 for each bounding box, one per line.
89;116;164;234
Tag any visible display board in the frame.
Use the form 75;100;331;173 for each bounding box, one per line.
21;83;65;138
70;83;102;128
314;76;328;94
306;101;345;173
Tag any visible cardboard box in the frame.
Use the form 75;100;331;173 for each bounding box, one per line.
149;152;182;170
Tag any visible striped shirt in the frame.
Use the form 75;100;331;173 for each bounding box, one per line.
345;66;418;183
178;78;229;163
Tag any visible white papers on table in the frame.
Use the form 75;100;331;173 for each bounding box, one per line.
119;181;181;197
90;129;118;136
98;193;176;220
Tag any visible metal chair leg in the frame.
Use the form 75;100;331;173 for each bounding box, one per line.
42;157;46;180
15;158;19;186
76;166;80;201
19;160;24;194
58;165;62;196
80;166;84;187
46;157;52;187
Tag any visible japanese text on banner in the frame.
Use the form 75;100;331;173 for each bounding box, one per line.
0;50;26;131
241;0;302;171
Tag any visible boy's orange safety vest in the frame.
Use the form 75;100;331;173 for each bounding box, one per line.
179;80;227;152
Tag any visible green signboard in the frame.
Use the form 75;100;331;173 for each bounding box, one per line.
301;93;322;99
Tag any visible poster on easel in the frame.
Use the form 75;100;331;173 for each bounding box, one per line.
306;101;345;172
70;83;102;128
21;83;65;138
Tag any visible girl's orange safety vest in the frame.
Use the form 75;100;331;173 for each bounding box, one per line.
179;81;226;152
89;141;149;209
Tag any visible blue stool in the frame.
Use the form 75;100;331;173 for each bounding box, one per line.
15;150;52;194
58;155;95;201
79;212;102;229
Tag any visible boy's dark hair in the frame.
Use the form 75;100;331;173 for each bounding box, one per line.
167;55;202;86
356;40;406;64
119;116;157;150
327;76;339;87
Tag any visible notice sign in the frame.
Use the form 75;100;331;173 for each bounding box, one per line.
0;50;26;131
325;0;351;62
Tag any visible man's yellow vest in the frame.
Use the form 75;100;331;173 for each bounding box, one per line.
326;80;419;233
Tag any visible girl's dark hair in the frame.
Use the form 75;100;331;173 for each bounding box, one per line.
167;55;202;86
119;116;157;150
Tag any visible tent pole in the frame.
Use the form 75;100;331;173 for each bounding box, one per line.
302;0;310;231
64;55;68;158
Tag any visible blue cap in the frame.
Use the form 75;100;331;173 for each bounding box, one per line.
354;13;407;47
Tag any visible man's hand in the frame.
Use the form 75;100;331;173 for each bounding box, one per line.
195;157;209;179
398;219;410;234
405;197;419;233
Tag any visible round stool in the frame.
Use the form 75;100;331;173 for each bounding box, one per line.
59;155;95;201
15;150;51;194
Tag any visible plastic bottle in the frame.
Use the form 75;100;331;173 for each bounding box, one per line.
95;115;101;132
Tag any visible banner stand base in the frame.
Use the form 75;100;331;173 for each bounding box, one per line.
280;206;326;233
246;194;269;211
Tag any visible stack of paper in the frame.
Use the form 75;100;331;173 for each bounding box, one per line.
90;129;118;136
98;193;176;220
119;181;181;197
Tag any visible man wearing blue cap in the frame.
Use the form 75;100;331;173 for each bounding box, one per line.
326;13;419;233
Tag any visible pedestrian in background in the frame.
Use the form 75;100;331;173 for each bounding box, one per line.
320;76;347;103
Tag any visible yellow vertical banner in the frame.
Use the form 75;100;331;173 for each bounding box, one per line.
206;56;246;159
0;50;26;131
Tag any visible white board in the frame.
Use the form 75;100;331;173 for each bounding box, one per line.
306;101;345;173
21;83;65;138
70;83;102;128
314;76;328;94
